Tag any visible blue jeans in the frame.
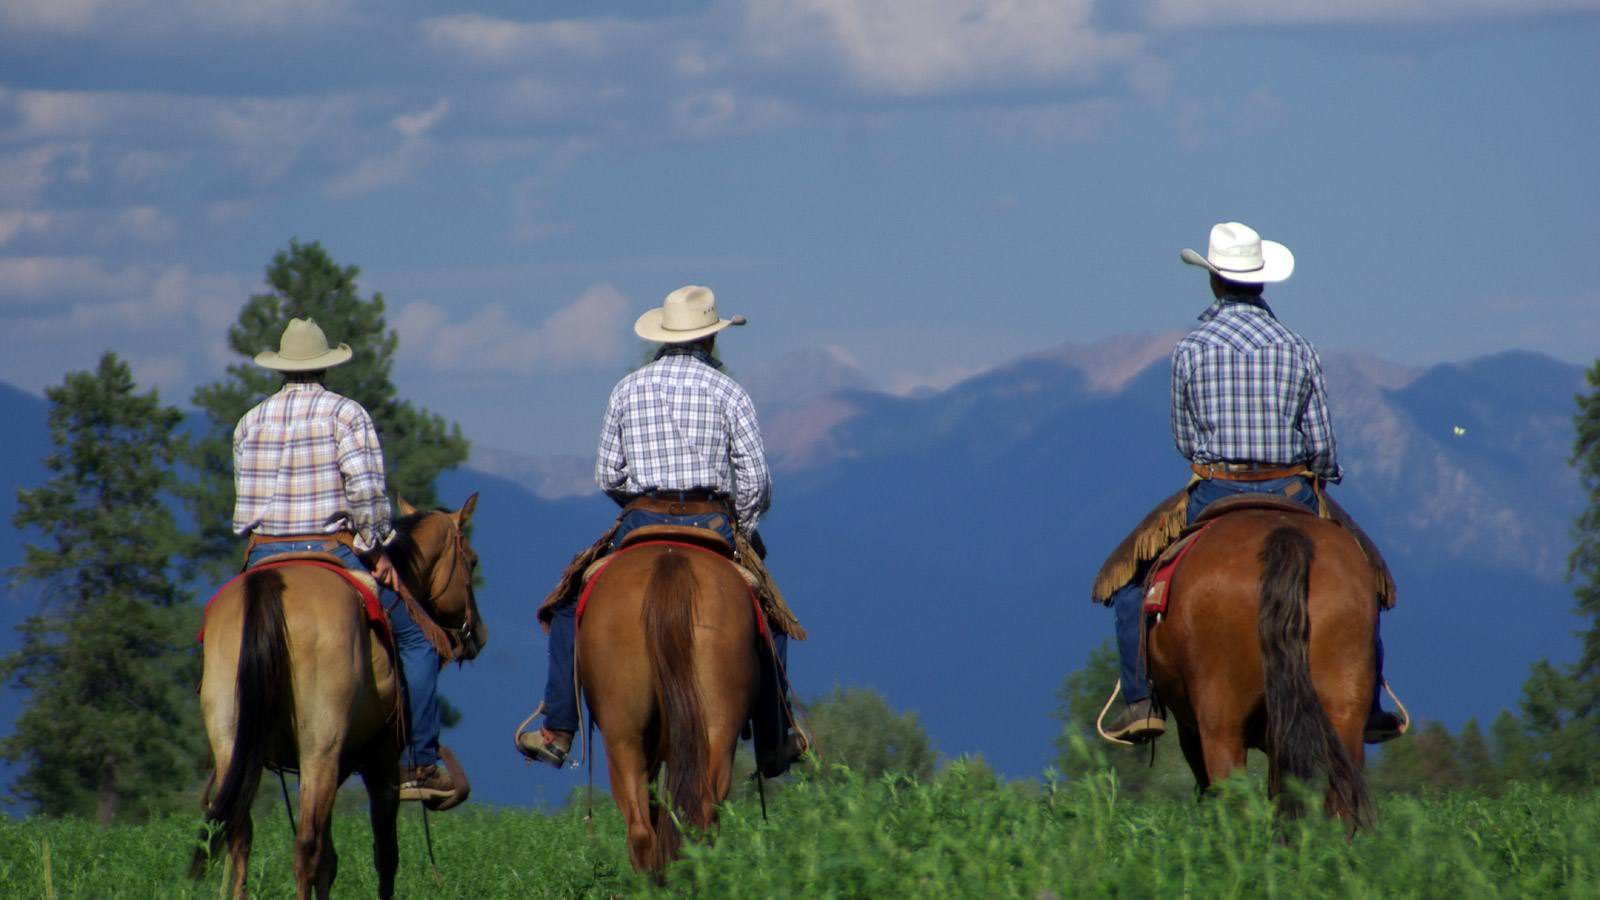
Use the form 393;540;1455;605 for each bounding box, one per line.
245;540;441;767
541;511;790;735
1111;476;1322;703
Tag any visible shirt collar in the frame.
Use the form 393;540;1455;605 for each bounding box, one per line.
655;345;722;370
1198;294;1276;323
279;377;327;393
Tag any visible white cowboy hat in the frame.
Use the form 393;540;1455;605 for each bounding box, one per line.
1180;222;1294;284
254;317;353;372
633;285;746;344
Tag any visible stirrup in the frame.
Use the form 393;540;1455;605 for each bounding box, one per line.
1095;680;1138;746
514;703;572;767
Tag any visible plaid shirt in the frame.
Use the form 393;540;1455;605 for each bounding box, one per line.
596;347;772;529
232;380;394;552
1171;295;1342;483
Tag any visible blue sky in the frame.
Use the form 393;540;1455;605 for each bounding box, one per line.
2;1;1597;451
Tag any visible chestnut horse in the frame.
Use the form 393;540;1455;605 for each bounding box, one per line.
190;496;486;899
578;541;760;874
1147;508;1376;827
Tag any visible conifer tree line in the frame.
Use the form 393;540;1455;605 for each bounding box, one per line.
2;241;468;822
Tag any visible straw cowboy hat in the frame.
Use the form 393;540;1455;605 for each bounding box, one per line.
254;318;353;371
634;285;746;344
1180;222;1294;284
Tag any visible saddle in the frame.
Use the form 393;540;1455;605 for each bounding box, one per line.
199;558;390;645
539;519;807;640
1141;496;1317;615
1092;479;1397;609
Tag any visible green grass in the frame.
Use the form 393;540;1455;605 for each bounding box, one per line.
2;764;1597;897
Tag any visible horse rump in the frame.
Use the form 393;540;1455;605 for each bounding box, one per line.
190;569;291;877
1255;525;1373;827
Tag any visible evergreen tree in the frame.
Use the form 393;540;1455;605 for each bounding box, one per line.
807;686;936;781
187;239;469;579
1;353;206;823
1511;360;1600;789
1050;640;1198;798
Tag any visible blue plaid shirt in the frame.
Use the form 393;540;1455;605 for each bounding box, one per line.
1171;295;1342;483
596;347;772;529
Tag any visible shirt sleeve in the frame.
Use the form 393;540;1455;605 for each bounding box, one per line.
336;405;393;552
1170;344;1199;461
594;383;629;495
725;387;772;531
1300;348;1343;484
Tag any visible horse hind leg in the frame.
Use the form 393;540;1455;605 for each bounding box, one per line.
360;746;401;900
1176;724;1211;799
606;741;663;875
293;756;341;900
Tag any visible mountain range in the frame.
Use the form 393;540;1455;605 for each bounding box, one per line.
0;335;1588;809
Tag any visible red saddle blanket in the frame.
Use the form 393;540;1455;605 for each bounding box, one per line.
1141;522;1216;615
198;560;390;645
576;541;769;637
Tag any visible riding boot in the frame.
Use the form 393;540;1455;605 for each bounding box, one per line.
753;632;802;777
1364;622;1404;743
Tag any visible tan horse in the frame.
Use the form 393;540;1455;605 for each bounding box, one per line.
578;541;761;874
190;496;485;899
1147;508;1376;827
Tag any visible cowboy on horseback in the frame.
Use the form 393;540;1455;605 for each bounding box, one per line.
232;317;462;803
1095;223;1404;745
518;286;805;776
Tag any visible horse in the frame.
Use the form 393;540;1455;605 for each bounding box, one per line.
190;495;486;899
1146;506;1376;827
577;540;762;874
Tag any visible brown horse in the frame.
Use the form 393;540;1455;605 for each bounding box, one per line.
578;541;761;874
190;496;485;899
1147;507;1376;827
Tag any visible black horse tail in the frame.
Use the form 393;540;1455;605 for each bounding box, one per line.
1256;526;1374;828
640;548;709;868
189;569;291;878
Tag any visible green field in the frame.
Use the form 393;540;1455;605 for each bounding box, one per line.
2;763;1596;898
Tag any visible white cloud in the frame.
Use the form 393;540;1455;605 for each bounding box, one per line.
0;142;91;205
672;89;795;137
738;0;1144;95
1145;0;1600;27
0;255;151;305
0;0;356;36
419;14;648;64
989;99;1118;143
0;206;177;247
393;283;630;375
324;140;432;199
1;88;362;186
392;100;451;139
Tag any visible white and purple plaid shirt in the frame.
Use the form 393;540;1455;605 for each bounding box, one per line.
1171;295;1342;483
232;380;394;551
595;347;772;529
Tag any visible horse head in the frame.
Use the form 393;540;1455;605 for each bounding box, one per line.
393;493;488;661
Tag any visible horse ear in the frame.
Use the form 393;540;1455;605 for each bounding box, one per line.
456;492;478;528
396;496;418;517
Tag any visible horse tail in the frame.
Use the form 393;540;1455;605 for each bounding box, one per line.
190;569;291;877
641;548;709;865
1256;526;1374;827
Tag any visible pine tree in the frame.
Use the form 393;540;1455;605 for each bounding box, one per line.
187;239;469;579
1050;641;1198;798
1;353;206;823
1511;360;1600;789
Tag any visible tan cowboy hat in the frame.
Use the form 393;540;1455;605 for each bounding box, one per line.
254;318;353;371
1180;221;1294;284
633;285;747;344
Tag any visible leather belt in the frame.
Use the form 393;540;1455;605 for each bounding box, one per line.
247;530;357;549
623;495;732;517
1190;462;1312;483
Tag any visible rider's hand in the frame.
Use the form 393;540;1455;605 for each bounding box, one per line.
372;552;403;594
